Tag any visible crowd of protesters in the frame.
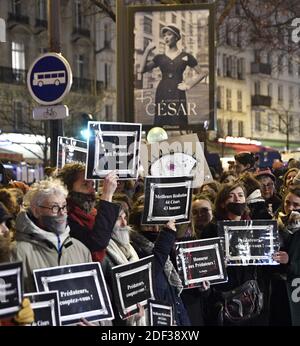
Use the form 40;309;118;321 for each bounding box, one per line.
1;152;300;326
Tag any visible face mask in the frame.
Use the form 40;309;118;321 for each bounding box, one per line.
227;202;246;216
111;225;131;246
40;215;67;235
69;191;96;213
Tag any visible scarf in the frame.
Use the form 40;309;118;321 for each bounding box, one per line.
106;238;139;265
67;198;97;230
130;230;183;295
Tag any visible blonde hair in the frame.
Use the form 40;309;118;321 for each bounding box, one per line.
23;178;68;210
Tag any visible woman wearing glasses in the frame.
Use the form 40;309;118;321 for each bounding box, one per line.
11;178;92;292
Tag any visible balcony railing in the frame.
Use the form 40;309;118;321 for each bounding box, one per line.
35;18;47;28
251;62;272;75
251;95;272;107
72;27;90;39
71;77;104;95
7;12;29;25
0;66;27;85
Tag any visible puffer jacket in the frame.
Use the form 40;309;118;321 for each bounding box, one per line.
11;211;92;292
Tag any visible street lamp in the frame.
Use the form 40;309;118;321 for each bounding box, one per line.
80;113;93;140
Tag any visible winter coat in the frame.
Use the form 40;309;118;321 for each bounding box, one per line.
67;199;120;262
11;211;92;292
130;229;191;326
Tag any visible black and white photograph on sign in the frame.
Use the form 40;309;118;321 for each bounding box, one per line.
142;176;193;225
148;300;173;326
218;220;280;266
175;238;227;288
86;122;142;180
140;133;213;188
111;255;155;320
33;262;113;325
24;291;61;326
127;3;215;129
57;136;87;169
0;262;23;319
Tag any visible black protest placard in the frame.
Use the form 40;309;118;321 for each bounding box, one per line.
142;176;193;225
218;220;280;265
24;291;61;326
176;238;227;288
0;261;23;319
57;136;87;169
33;262;113;325
86;121;142;180
148;300;173;326
111;255;155;320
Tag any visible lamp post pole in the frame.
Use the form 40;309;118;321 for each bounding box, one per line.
47;0;64;167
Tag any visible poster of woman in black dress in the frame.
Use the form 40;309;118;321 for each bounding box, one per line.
131;6;214;128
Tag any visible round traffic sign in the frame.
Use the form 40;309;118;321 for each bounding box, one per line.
27;53;73;105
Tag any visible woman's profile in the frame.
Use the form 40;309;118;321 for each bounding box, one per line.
140;24;207;126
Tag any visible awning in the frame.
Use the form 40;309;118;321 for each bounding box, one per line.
207;141;274;156
0;148;23;161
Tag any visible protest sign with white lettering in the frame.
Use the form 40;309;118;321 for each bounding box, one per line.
176;237;227;288
86;122;142;180
218;220;280;265
24;291;61;326
33;262;113;325
111;255;155;319
143;176;193;224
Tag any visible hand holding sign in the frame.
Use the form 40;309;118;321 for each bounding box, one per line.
101;170;119;202
14;298;34;325
272;251;289;264
166;219;176;232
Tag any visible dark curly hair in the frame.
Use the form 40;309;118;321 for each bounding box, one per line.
57;163;85;192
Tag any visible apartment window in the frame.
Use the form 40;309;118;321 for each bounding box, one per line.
255;112;261;132
217;86;224;109
232;57;237;79
76;54;84;78
222;54;227;77
226;89;232;111
237;30;242;48
13;101;24;130
298;63;300;78
12;0;22;16
278;85;283;104
144;17;152;34
37;0;47;20
226;24;232;45
237;58;245;79
105;63;112;89
289;86;294;108
104;22;111;48
74;0;84;28
288;61;293;75
254;50;261;63
181;20;185;33
268;83;273;97
237;90;242;112
298;119;300;134
182;34;186;48
217;119;224;137
254;81;261;95
11;41;25;77
238;121;244;137
172;14;176;24
226;56;232;77
298;87;300;106
227;120;233;136
267;52;272;65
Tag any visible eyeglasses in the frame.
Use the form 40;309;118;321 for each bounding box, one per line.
38;205;68;214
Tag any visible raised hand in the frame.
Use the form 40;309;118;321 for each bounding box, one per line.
101;170;119;202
